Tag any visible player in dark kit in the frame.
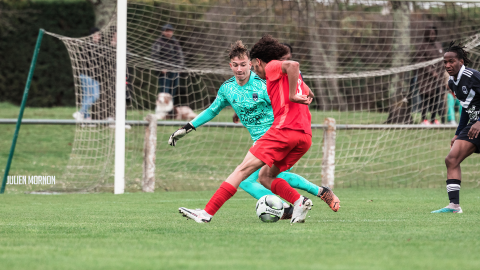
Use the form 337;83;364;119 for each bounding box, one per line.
432;42;480;213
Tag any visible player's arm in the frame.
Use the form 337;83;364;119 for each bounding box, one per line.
303;81;314;100
232;113;239;123
168;87;228;146
281;61;311;105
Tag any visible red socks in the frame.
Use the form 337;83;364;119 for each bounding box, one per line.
271;178;301;204
204;182;237;216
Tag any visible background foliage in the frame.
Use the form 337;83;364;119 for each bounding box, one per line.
0;0;95;107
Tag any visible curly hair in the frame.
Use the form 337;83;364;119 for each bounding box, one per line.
229;40;249;60
250;35;289;63
445;41;472;66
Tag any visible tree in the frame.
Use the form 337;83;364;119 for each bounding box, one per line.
87;0;116;29
300;0;347;111
385;1;412;124
0;0;32;36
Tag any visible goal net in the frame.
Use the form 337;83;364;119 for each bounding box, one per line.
46;0;480;192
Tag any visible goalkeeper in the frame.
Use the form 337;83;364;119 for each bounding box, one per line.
168;40;339;218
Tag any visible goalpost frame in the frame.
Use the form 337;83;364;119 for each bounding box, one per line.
1;29;44;195
114;0;127;194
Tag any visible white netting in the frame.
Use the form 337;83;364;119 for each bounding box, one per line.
47;0;480;191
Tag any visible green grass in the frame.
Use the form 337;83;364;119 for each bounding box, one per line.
1;101;479;193
1;189;480;270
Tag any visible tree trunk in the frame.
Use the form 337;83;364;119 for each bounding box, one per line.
302;0;346;111
87;0;116;29
385;1;412;124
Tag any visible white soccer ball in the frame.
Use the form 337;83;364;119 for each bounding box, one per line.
255;195;284;223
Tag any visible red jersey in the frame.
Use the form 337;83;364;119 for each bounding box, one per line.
264;60;312;136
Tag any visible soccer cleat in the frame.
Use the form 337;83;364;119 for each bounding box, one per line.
318;186;340;212
291;196;313;224
432;119;440;125
179;207;212;223
280;204;294;220
420;119;430;125
72;111;84;121
431;207;463;213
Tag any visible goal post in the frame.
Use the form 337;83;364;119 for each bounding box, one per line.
1;29;45;195
114;0;127;195
40;0;480;192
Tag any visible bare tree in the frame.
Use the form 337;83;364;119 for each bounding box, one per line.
385;1;412;124
87;0;116;29
300;0;346;111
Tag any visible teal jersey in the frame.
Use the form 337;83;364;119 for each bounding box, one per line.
191;71;274;142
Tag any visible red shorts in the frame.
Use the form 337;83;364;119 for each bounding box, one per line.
249;128;312;172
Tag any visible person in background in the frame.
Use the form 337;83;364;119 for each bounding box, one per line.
73;27;102;122
152;24;184;115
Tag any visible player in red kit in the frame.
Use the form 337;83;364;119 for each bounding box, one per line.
178;35;340;224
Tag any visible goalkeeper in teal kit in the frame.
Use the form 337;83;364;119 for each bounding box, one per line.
168;41;339;218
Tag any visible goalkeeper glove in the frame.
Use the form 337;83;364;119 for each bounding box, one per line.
168;122;196;146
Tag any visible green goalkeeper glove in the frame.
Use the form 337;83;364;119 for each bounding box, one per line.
168;122;196;146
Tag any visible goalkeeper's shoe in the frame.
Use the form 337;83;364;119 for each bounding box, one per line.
168;122;196;146
318;186;340;212
280;204;294;220
291;196;312;224
431;206;463;213
179;207;212;223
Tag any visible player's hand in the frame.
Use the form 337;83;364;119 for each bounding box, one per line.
450;135;458;149
168;122;195;146
468;121;480;139
233;113;239;123
289;94;312;105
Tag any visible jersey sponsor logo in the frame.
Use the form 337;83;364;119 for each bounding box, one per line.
252;93;258;101
239;108;268;125
462;86;468;94
467;105;480;122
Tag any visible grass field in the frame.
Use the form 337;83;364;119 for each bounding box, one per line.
1;189;480;270
1;101;480;193
1;102;480;269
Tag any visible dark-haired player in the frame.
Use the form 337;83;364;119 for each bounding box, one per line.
173;40;339;223
432;42;480;213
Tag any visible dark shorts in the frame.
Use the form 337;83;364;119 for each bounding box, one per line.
456;124;480;154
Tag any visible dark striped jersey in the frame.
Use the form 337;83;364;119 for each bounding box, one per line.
448;66;480;135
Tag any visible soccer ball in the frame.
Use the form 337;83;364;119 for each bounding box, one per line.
255;195;284;223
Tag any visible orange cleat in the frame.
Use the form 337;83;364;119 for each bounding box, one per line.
319;186;340;212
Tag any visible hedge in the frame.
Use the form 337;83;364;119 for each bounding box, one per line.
0;1;95;107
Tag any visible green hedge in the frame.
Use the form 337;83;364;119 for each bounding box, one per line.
0;1;95;107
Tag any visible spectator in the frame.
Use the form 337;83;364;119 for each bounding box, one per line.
151;24;184;113
73;27;102;122
416;26;444;125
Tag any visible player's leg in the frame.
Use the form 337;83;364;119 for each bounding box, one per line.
278;171;338;210
432;139;476;213
277;171;320;197
179;151;265;223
